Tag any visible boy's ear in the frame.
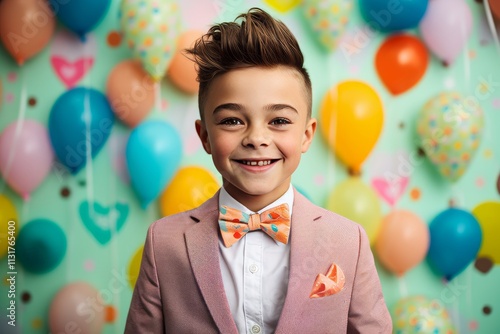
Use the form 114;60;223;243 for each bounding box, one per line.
301;118;317;153
195;119;212;154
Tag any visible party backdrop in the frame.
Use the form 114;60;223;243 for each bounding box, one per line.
0;0;499;333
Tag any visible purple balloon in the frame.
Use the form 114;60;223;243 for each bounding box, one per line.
0;120;54;200
419;0;472;65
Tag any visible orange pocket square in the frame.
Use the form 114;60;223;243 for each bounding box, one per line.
309;263;345;298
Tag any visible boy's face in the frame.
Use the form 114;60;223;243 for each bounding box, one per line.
196;66;316;211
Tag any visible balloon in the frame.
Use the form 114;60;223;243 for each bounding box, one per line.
325;176;382;244
0;120;55;199
49;282;105;334
427;208;482;281
121;0;180;80
375;34;429;95
126;120;183;208
0;195;18;259
167;30;203;94
490;0;500;20
128;246;144;289
17;219;67;273
392;295;456;333
302;0;353;51
473;201;500;265
107;59;156;127
359;0;428;32
48;0;111;41
416;92;484;182
159;166;219;216
0;0;56;65
419;0;472;65
375;210;429;276
265;0;301;13
320;81;384;173
49;87;115;174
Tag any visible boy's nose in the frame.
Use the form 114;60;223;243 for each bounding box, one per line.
242;126;270;148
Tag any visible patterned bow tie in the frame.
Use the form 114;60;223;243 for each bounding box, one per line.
218;203;291;248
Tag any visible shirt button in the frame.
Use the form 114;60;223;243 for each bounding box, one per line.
249;264;259;273
251;324;261;333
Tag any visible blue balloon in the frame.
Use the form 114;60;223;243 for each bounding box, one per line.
49;0;111;40
359;0;428;32
49;87;114;174
17;219;67;274
126;120;183;208
427;208;482;281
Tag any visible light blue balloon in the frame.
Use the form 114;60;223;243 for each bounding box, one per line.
49;87;114;175
359;0;429;32
427;208;482;281
17;219;67;274
49;0;112;41
126;120;183;208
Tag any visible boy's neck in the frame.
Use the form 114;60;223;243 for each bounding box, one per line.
222;182;291;213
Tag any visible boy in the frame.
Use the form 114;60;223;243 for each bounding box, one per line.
125;8;392;333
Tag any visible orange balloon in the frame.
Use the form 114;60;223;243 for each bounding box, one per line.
106;59;156;127
320;81;383;173
375;34;429;95
0;0;56;65
167;30;203;94
375;210;429;276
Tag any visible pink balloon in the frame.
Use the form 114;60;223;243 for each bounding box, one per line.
0;120;54;200
49;282;105;334
375;210;430;276
419;0;472;65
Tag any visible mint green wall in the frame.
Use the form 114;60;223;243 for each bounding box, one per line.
0;0;499;333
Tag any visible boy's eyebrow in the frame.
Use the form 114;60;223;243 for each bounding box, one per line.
212;103;298;115
265;103;298;114
212;103;242;115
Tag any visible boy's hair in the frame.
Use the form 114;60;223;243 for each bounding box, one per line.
186;8;312;119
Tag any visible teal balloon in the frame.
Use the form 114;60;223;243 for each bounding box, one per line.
427;208;482;281
49;0;111;40
126;120;183;208
49;87;114;175
359;0;428;32
17;219;67;274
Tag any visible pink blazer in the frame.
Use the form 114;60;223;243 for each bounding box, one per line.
125;189;392;333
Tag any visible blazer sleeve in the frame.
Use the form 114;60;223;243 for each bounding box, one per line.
347;226;392;334
125;222;164;334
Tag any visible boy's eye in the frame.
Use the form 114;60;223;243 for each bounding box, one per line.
270;118;291;125
219;118;243;126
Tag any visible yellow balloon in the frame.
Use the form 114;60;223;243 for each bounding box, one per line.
128;246;143;289
320;81;384;173
473;201;500;264
325;177;382;244
0;194;18;258
264;0;301;13
159;166;220;217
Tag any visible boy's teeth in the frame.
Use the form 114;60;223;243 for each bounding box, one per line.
243;160;271;166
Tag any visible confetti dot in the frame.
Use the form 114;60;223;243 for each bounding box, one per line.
161;99;168;111
475;256;493;274
22;291;31;303
32;318;43;329
28;97;37;106
417;147;426;157
469;320;478;331
7;72;17;82
313;174;325;186
444;77;455;89
483;149;493;159
60;187;70;198
497;173;500;195
3;276;10;285
410;188;421;201
84;259;95;272
105;305;118;323
398;122;405;129
107;31;122;47
468;50;476;59
475;177;484;188
79;180;86;187
492;98;500;109
5;93;13;103
483;305;492;315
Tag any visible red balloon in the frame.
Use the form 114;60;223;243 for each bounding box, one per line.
375;34;429;95
489;0;500;20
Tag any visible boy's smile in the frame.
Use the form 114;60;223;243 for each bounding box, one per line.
196;66;316;211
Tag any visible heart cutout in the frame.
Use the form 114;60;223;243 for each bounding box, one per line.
79;201;129;245
371;177;409;207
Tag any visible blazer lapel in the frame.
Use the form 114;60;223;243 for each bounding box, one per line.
185;193;238;334
275;189;329;333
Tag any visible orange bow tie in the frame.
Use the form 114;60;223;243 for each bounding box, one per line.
218;203;291;248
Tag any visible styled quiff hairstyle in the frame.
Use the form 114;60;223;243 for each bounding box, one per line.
186;7;312;119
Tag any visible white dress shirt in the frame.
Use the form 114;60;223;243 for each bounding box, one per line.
218;185;293;334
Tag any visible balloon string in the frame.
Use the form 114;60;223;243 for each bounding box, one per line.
484;0;500;55
155;81;161;114
0;68;27;196
397;275;408;298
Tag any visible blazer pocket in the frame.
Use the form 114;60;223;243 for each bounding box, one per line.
309;263;345;298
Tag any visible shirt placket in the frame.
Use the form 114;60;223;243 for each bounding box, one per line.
243;231;264;334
